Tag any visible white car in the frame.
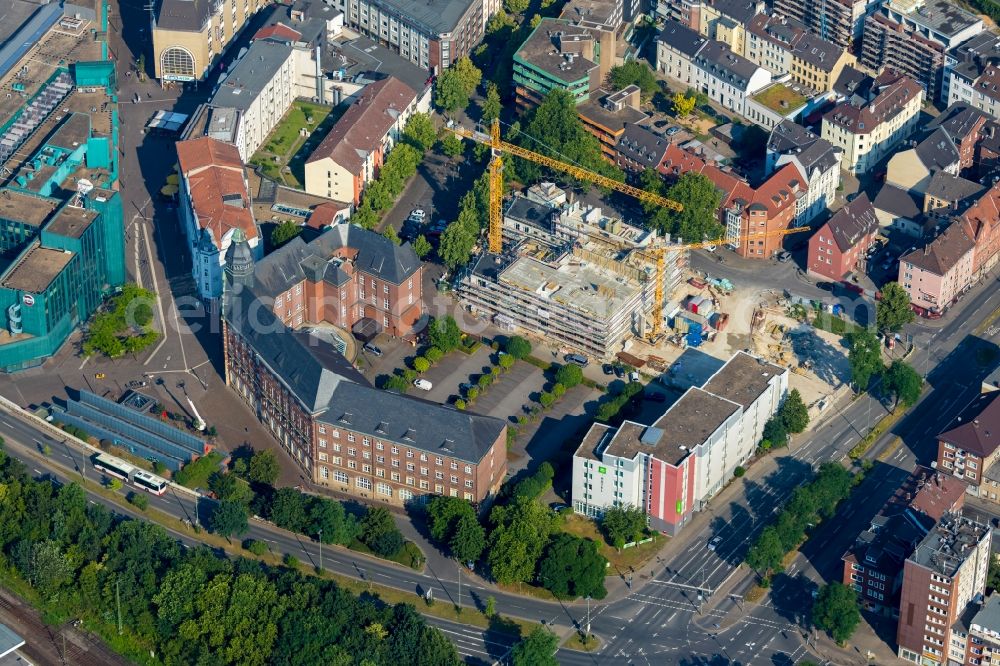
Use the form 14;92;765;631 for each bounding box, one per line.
410;208;426;220
629;370;640;382
708;536;723;551
413;378;433;391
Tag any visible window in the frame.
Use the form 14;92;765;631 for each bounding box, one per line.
420;467;428;476
333;429;340;439
435;457;443;466
435;483;444;493
333;444;341;453
348;460;357;470
465;480;473;488
333;456;342;465
376;455;384;464
357;477;372;490
391;446;399;454
450;475;458;484
391;459;399;468
450;461;458;470
334;470;349;483
464;465;472;474
420;453;427;462
363;451;371;460
383;284;389;294
347;433;355;442
377;482;392;496
319;439;327;448
376;442;384;451
347;447;356;457
376;469;385;478
406;450;414;458
320;466;329;479
391;472;400;482
383;298;390;309
161;46;196;79
363;464;371;473
319;425;327;434
319;452;328;462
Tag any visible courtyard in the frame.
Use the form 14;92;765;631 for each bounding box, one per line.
247;100;344;188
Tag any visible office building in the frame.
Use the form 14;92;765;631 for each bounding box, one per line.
222;231;506;504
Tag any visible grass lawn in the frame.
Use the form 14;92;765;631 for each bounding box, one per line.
563;631;602;652
559;513;665;573
349;538;425;571
752;84;807;114
249;100;343;188
174;450;224;489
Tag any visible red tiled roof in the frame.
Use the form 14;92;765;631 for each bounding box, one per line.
307;77;418;174
938;392;1000;458
176;137;258;248
308;202;347;229
254;23;302;43
824;69;922;135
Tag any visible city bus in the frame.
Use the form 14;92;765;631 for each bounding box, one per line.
93;453;169;496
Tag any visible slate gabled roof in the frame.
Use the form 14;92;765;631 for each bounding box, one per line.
822;193;878;252
938;391;1000;457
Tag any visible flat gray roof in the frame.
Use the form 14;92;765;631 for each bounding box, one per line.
360;0;481;35
0;623;24;660
1;243;73;293
211;41;294;111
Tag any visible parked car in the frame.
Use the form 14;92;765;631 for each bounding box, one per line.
629;370;641;382
654;119;670;128
363;343;382;356
565;353;589;367
413;379;433;390
665;126;681;137
410;208;426;220
602;363;615;375
613;365;625;379
776;250;792;263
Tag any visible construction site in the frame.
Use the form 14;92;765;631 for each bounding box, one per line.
451;120;851;416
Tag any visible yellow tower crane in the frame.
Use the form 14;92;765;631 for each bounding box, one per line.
450;119;809;337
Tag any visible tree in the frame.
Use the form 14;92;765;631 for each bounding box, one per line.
211;499;249;539
539;392;555;408
426;495;477;543
672;92;696;117
269;487;307;532
504;0;528;12
27;541;71;600
608;61;658;99
248;449;280;487
848;327;884;392
555;363;583;389
988;554;1000;593
450;513;486;563
780;389;810;434
498;354;515;371
761;416;787;449
425;346;444;363
746;526;784;577
884;360;922;409
662;173;724;242
270;221;302;249
134;302;154;327
537;533;608;599
438;219;478;269
481;82;502;124
383;225;402;245
601;505;647;549
434;57;482;114
876;282;915;334
812;583;861;645
505;335;532;359
402;113;437;152
306;497;356;545
351;203;378;230
512;626;559;666
360;507;404;557
413;356;430;373
488;496;553;584
429;315;463;352
209;472;254;506
517;88;622;183
412;235;432;259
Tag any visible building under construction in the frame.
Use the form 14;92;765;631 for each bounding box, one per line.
455;183;687;359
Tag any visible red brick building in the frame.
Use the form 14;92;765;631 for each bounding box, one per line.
221;226;509;506
807;194;879;280
936;391;1000;502
841;467;965;615
716;164;806;259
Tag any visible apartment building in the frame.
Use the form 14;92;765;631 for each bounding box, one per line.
572;351;787;535
691;41;772;118
822;69;924;174
655;19;708;83
689;0;763;54
807;194;879;280
936;390;1000;501
772;0;874;49
766;120;842;226
924;172;987;223
861;0;982;101
577;86;649;160
513;19;601;110
897;513;992;665
615;122;672;173
304;77;421;204
720;163;806;258
153;0;273;81
945;32;1000;116
899;222;976;312
176;137;262;300
841;467;965;615
745;15;854;92
326;0;497;72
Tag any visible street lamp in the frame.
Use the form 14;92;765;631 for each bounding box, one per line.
318;529;323;572
585;595;591;636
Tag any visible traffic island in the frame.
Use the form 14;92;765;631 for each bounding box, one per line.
563;631;602;652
